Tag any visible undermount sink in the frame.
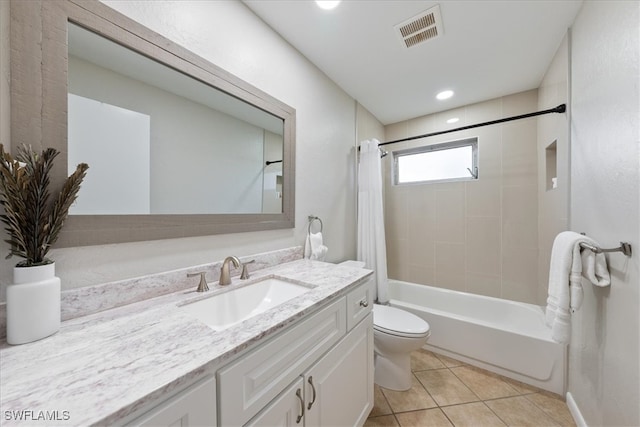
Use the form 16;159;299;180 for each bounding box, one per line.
180;278;312;331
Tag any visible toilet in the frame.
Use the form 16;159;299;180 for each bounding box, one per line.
339;261;431;391
373;304;431;391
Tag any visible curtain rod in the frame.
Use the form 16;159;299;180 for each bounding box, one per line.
379;103;566;147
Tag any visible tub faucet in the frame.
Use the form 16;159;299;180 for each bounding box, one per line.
219;256;241;285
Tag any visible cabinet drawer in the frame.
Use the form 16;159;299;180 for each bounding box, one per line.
128;375;216;427
218;298;346;426
346;278;373;331
245;377;304;427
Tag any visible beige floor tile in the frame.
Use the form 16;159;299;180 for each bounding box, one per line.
411;349;446;371
371;352;574;427
381;375;437;413
485;396;561;427
501;376;544;395
364;415;400;427
451;365;520;400
526;392;577;427
395;408;453;427
441;402;507;427
433;353;466;368
415;369;479;406
371;384;393;417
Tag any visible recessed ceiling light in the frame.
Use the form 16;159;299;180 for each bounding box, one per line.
436;90;454;100
446;117;459;124
316;1;341;10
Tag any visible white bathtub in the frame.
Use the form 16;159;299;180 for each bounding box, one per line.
388;279;566;394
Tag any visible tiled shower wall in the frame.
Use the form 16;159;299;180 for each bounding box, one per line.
383;90;541;304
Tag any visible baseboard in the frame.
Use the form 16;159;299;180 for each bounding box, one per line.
566;392;587;427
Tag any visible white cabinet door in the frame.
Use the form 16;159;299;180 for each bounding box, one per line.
245;378;305;427
129;375;216;427
218;298;345;426
304;313;373;427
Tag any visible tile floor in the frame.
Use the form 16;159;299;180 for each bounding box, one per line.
365;349;576;427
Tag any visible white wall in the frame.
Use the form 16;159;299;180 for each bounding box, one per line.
568;1;639;425
356;102;385;144
0;0;357;293
537;36;570;304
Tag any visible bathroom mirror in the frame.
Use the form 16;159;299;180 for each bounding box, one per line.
68;23;285;215
11;0;295;245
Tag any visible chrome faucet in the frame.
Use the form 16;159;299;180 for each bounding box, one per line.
219;256;241;285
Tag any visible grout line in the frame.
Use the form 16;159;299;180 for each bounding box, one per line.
482;399;511;427
445;365;482;403
449;365;522;398
411;371;439;411
438;405;457;427
377;385;394;418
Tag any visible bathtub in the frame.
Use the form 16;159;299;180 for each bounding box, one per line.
388;279;566;395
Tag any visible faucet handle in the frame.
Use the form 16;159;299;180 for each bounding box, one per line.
240;260;255;280
187;272;209;292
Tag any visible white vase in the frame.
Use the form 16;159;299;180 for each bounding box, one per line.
6;262;61;345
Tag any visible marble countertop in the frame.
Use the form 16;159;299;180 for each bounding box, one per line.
0;259;372;426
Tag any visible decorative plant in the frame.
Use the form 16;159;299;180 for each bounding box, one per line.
0;144;89;267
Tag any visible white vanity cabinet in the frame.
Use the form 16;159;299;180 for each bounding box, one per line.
219;281;374;427
245;378;306;427
128;375;217;427
245;314;373;427
303;313;373;426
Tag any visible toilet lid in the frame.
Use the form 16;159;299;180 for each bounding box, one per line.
373;304;430;338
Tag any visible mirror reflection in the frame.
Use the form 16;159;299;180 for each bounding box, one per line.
67;23;284;215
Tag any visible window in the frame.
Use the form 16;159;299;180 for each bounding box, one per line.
393;138;478;185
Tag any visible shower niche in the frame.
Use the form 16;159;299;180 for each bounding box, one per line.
545;140;558;191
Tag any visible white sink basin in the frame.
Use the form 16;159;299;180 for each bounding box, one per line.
180;278;311;331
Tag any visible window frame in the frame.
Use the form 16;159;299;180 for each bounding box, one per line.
392;137;479;185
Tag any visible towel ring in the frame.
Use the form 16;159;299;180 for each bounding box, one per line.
308;215;323;234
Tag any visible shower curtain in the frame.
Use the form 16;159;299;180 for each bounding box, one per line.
357;139;389;304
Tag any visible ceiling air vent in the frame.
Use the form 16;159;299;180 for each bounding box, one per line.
394;5;443;49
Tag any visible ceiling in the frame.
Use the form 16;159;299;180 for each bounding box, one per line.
243;0;583;125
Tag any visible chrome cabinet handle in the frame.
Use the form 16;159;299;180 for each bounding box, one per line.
307;376;317;410
295;388;305;423
359;299;369;308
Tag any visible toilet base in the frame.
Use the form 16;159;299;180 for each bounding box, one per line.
374;351;412;391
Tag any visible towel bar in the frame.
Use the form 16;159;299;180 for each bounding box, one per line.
579;241;632;257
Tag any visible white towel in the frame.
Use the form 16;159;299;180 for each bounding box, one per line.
580;249;611;287
545;231;609;343
304;231;328;261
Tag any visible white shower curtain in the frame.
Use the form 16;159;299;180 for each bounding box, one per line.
357;139;389;304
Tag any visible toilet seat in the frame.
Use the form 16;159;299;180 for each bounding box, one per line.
373;304;430;338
